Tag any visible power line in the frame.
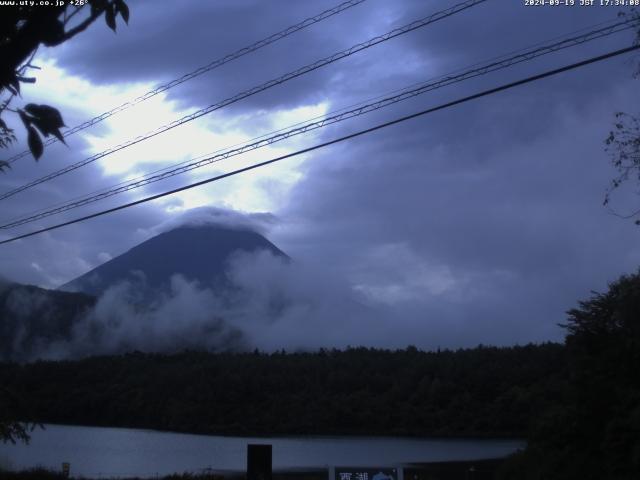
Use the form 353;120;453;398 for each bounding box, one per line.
3;0;368;165
0;0;488;201
1;17;636;230
1;17;635;228
1;43;637;247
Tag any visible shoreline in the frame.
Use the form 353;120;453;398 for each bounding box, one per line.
1;458;512;480
23;423;527;443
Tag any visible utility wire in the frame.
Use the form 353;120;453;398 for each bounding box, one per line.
1;17;635;227
0;16;634;228
1;43;637;247
1;17;636;230
6;13;626;227
0;0;488;201
3;0;368;165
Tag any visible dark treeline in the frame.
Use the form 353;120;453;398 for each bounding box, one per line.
2;270;638;479
0;343;566;438
499;271;640;480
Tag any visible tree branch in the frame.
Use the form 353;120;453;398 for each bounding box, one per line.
63;5;85;27
54;5;108;45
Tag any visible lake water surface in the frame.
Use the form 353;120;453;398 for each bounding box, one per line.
0;424;524;478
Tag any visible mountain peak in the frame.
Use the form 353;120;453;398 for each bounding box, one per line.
61;224;287;296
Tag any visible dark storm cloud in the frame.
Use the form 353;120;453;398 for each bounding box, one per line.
50;0;384;113
1;0;639;350
398;0;627;71
272;0;640;346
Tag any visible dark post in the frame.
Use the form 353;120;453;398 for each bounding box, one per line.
247;444;272;480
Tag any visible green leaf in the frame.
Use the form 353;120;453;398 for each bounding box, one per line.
23;104;67;145
27;126;43;160
40;19;65;47
31;117;52;137
90;0;108;16
105;4;117;31
51;128;66;145
115;0;129;24
6;78;19;96
23;104;41;116
24;104;65;130
17;109;31;128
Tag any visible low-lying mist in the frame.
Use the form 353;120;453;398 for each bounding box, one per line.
5;250;400;362
3;240;569;362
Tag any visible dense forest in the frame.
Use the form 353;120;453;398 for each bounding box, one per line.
498;271;640;480
1;271;638;479
0;344;566;438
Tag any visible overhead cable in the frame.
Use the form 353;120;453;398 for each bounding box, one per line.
1;43;637;246
1;16;636;230
3;0;369;165
0;0;488;201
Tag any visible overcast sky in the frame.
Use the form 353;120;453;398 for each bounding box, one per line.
1;0;639;350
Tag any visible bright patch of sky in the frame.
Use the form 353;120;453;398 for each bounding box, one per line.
21;55;330;214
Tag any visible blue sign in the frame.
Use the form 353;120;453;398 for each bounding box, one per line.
335;467;398;480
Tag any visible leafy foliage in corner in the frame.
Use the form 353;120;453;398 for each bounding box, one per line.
0;0;129;444
605;112;640;224
603;10;640;224
499;271;640;480
0;0;129;163
0;387;38;445
18;104;67;160
0;102;16;172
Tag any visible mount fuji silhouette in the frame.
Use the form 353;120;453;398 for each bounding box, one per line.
61;224;287;296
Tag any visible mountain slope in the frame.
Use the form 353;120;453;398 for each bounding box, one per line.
61;225;287;296
0;283;95;362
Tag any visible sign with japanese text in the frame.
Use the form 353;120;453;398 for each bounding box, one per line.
335;467;398;480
